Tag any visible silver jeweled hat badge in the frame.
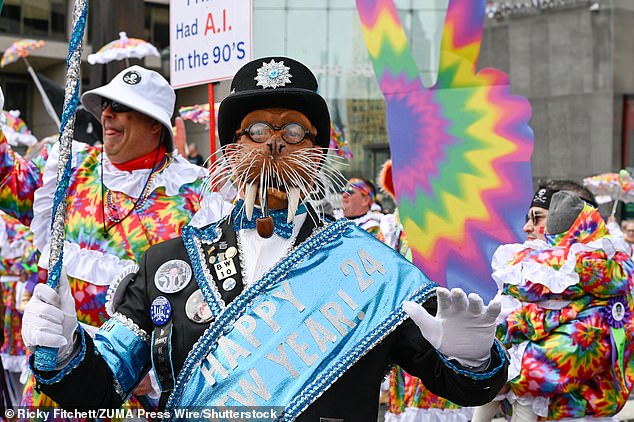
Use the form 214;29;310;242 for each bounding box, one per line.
255;59;292;89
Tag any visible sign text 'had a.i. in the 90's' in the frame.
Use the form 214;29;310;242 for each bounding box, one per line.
170;0;252;88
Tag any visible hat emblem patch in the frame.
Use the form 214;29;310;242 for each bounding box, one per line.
534;189;548;204
255;59;292;89
122;70;142;85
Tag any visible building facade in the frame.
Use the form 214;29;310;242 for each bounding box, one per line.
481;0;634;185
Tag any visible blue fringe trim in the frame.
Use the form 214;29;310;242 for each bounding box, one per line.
434;339;509;381
31;325;87;385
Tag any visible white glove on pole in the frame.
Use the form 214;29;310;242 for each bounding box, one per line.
22;271;78;364
403;287;501;367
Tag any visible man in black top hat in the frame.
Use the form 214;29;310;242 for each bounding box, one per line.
23;57;508;421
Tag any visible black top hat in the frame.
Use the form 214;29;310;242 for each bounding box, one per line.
218;57;331;149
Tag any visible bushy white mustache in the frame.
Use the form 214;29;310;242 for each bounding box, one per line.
201;144;348;223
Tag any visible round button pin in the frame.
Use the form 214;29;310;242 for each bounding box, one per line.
150;296;171;326
154;259;192;294
222;277;236;291
185;290;213;324
225;246;237;259
612;301;626;322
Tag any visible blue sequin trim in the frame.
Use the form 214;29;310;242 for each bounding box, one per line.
31;325;87;385
168;219;352;411
433;339;509;381
182;222;225;317
280;284;437;421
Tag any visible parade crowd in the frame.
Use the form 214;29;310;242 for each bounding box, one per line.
0;56;632;422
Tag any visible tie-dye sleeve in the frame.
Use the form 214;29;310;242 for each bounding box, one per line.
576;250;634;298
0;131;45;225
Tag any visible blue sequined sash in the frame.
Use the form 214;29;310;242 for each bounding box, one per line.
171;220;436;421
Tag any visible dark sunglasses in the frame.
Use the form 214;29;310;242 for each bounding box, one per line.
234;122;314;145
525;209;547;225
101;98;133;113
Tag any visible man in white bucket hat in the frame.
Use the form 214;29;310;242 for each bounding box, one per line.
0;67;227;409
81;66;177;160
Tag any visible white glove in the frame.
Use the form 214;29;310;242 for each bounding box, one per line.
22;274;79;364
403;287;501;367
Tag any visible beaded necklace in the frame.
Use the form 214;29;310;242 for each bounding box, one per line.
100;147;168;237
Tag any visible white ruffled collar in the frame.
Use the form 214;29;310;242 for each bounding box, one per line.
32;142;208;254
491;236;632;294
100;150;208;197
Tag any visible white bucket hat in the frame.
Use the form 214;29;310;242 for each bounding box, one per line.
81;65;175;152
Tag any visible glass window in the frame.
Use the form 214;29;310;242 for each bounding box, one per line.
1;77;32;128
51;1;66;39
285;0;328;8
250;0;449;180
23;0;51;37
1;0;21;34
254;0;285;8
411;0;448;9
285;9;328;62
252;10;286;58
412;8;447;87
0;0;67;38
147;4;170;50
328;0;354;10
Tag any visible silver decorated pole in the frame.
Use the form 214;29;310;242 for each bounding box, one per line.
34;0;88;371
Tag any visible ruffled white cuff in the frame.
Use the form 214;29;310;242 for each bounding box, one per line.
0;353;27;373
38;240;137;286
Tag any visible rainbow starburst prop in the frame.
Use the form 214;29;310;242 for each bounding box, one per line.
355;0;534;299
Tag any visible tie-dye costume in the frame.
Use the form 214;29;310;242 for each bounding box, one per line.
492;204;634;419
0;211;37;405
0;131;227;412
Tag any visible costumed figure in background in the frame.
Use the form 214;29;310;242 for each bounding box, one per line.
380;159;471;422
605;218;634;255
0;211;38;405
377;160;410;260
22;56;508;420
341;177;386;241
474;189;634;421
0;67;226;411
